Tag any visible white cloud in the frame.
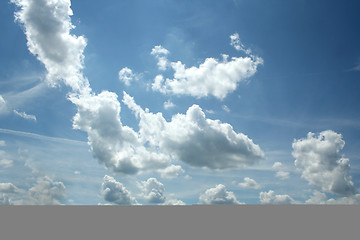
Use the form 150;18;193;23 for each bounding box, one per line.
138;178;166;204
222;105;230;112
259;190;297;204
151;35;263;99
0;159;13;168
238;177;261;189
0;95;9;115
101;175;138;205
28;176;66;205
199;184;243;205
205;109;215;114
11;0;90;94
69;91;170;175
272;162;290;180
0;140;5;147
275;171;290;180
74;170;80;175
0;194;11;205
158;165;185;179
162;199;186;205
327;194;360;204
230;33;252;55
13;110;37;121
292;130;355;195
118;67;138;86
272;162;283;170
123;92;265;170
0;149;14;168
151;45;170;71
0;183;19;193
163;100;175;110
306;190;360;205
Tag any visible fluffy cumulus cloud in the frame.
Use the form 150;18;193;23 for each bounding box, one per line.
0;176;66;205
162;198;186;205
123;92;264;170
118;67;138;86
101;175;138;205
199;184;243;205
306;190;360;205
157;165;184;179
70;91;170;175
238;177;261;190
11;0;90;94
163;100;175;110
272;162;290;180
0;183;19;193
259;190;297;204
275;171;290;180
138;178;166;204
151;45;170;71
151;35;263;100
230;33;252;55
27;176;66;205
292;130;355;196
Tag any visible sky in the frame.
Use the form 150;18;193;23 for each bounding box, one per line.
1;0;360;205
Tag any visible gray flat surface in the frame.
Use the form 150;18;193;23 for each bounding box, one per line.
1;205;359;240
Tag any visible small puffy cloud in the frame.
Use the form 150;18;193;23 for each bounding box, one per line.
199;184;243;205
0;140;5;147
138;178;166;204
28;176;66;205
70;91;170;175
74;171;80;175
230;33;252;55
0;159;13;168
238;177;261;190
11;0;90;94
123;92;264;170
162;199;186;205
222;105;230;112
118;67;138;86
163;100;175;110
275;171;290;180
13;110;37;121
272;162;290;180
259;190;297;204
151;35;263;99
151;45;170;71
158;165;185;179
0;183;19;193
272;162;283;170
101;175;138;205
205;109;215;114
292;130;355;195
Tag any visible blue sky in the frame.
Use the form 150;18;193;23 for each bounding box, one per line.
1;0;360;205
